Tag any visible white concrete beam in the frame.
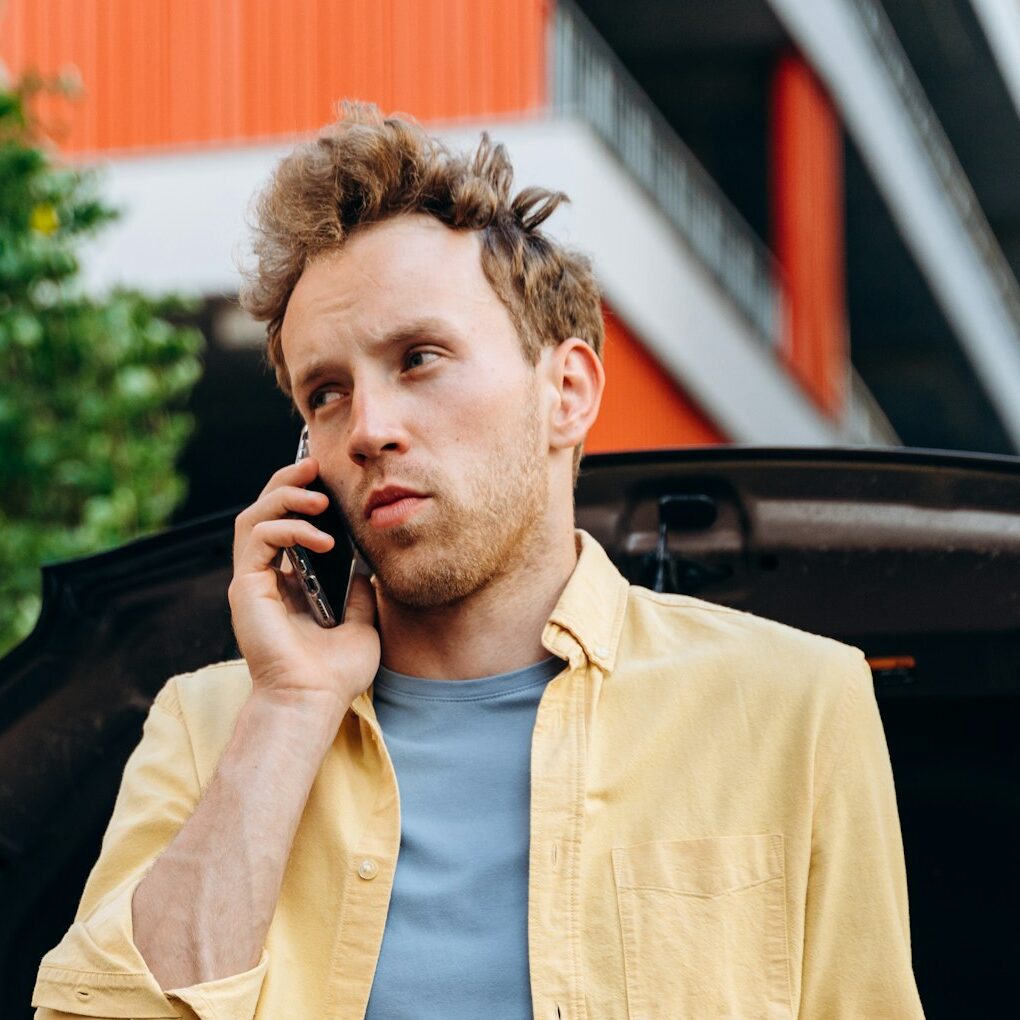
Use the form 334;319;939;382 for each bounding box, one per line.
80;116;840;444
971;0;1020;122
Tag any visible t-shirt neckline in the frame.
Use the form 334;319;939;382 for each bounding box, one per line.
373;656;564;702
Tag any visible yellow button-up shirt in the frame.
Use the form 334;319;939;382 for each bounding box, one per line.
33;531;924;1019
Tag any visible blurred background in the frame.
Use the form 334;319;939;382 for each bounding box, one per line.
3;0;1020;647
5;1;1020;652
3;5;1020;1017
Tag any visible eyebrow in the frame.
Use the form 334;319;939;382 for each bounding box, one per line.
292;316;456;396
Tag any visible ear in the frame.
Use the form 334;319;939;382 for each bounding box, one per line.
544;337;605;453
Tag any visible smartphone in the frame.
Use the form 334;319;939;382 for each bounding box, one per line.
284;426;356;627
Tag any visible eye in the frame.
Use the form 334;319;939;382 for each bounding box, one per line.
309;388;343;410
404;349;440;371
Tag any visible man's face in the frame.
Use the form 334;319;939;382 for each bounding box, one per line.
281;215;551;608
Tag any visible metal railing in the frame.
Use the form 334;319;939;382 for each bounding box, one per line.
847;0;1020;333
549;0;903;445
549;0;782;348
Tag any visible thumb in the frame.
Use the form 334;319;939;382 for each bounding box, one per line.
342;572;378;627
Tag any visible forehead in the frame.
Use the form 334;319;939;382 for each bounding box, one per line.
281;215;502;362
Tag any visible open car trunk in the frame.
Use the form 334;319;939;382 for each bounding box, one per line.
1;447;1017;1017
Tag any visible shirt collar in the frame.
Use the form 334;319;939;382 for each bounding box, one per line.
354;529;629;724
541;529;629;673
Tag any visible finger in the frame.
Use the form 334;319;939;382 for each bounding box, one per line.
238;519;335;576
257;457;321;499
258;485;330;522
245;487;328;534
343;572;378;626
234;485;330;559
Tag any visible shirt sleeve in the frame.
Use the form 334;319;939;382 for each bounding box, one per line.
798;649;925;1019
31;678;269;1020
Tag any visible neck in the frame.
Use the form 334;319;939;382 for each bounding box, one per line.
375;526;579;681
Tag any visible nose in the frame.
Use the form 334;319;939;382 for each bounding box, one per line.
345;378;410;466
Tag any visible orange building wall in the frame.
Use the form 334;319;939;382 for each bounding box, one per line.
771;52;847;417
2;1;728;453
586;306;726;452
0;0;548;154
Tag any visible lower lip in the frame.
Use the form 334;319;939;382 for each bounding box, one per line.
368;496;428;529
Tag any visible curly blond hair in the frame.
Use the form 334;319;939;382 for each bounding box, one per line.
240;102;604;401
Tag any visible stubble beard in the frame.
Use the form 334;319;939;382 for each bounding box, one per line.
345;395;549;610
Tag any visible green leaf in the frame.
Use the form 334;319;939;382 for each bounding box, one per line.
0;77;205;657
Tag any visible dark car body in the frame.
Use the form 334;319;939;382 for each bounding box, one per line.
2;447;1017;1018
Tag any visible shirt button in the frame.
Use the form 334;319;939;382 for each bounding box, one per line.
594;645;610;659
357;857;379;880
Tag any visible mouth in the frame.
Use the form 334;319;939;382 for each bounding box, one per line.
364;486;430;529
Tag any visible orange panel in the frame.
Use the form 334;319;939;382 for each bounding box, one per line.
0;0;549;154
585;305;726;454
770;52;847;417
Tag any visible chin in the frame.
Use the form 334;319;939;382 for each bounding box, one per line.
374;560;479;609
352;458;547;608
369;534;499;609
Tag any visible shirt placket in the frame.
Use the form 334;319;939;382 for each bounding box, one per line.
323;705;402;1020
528;647;590;1020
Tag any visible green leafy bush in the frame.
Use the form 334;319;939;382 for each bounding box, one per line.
0;81;204;656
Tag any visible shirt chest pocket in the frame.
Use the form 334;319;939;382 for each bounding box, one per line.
612;834;792;1020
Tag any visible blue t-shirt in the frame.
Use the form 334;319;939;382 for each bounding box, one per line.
364;656;565;1020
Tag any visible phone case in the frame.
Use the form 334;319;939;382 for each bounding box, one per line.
284;427;356;627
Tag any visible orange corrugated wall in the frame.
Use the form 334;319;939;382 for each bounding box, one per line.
0;0;548;153
586;305;726;452
771;52;847;417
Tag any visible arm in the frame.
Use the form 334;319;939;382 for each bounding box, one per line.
32;680;344;1020
130;687;344;991
132;455;379;993
798;651;925;1019
33;679;252;1020
34;456;380;1019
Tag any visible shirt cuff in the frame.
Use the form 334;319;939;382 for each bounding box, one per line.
167;951;269;1020
32;872;269;1020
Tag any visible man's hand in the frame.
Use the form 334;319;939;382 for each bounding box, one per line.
228;455;380;716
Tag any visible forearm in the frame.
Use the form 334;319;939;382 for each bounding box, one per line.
132;689;346;991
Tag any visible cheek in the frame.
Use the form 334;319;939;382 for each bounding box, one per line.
421;368;510;441
457;380;527;454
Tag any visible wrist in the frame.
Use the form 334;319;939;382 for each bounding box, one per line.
245;686;351;747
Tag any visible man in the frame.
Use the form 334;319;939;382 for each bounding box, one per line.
33;103;925;1019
